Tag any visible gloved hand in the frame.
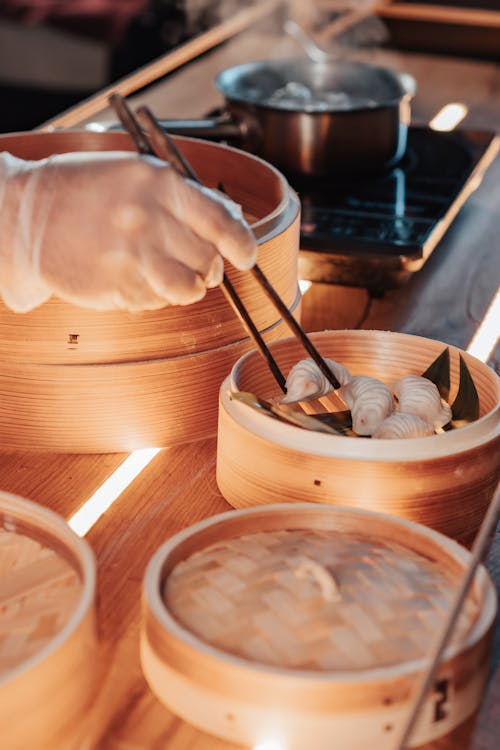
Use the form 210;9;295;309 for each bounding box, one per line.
0;150;257;312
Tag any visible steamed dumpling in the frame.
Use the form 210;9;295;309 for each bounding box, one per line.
393;375;452;428
339;376;394;436
373;412;435;439
282;358;351;404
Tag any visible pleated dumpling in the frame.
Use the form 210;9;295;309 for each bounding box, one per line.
282;358;351;404
393;375;452;428
373;413;435;439
339;376;394;436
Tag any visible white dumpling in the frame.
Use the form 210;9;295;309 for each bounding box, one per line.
339;376;394;436
393;375;452;428
282;358;351;404
372;412;435;439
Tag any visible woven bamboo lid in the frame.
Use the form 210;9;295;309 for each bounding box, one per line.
0;491;97;750
164;519;478;672
0;526;82;674
145;504;496;678
0;492;95;680
142;504;496;749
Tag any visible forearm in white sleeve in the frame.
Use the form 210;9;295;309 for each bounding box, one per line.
0;152;53;312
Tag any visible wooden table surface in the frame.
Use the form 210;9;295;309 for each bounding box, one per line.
4;13;500;750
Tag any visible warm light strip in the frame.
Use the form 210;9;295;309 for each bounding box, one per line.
68;448;161;537
466;288;500;362
429;103;468;132
253;742;286;750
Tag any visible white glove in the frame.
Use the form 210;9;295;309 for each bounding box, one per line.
0;150;257;312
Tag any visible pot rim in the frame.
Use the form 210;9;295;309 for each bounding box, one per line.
215;58;417;114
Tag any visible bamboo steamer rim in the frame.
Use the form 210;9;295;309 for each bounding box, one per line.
143;503;496;682
0;130;291;242
168;133;293;241
226;329;500;461
0;490;96;685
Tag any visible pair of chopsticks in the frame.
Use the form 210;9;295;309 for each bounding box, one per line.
396;481;500;749
108;93;341;395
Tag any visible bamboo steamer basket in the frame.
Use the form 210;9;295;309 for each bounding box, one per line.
0;490;97;750
0;131;300;451
141;503;497;750
0;300;299;452
217;330;500;546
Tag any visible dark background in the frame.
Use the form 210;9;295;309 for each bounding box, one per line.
0;0;240;132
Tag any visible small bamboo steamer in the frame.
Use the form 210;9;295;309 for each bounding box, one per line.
0;131;300;451
141;503;497;750
0;490;97;750
217;330;500;547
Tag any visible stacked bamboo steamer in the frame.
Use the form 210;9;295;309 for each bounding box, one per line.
141;503;497;750
217;330;500;546
0;490;97;750
0;131;300;451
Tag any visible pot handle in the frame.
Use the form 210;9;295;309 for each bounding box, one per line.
155;114;245;143
103;113;248;143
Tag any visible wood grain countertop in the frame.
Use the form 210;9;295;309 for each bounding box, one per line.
3;12;500;750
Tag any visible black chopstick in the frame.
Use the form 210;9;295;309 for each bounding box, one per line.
109;93;156;157
136;105;201;183
217;274;287;392
396;481;500;749
250;265;341;389
133;103;341;392
109;94;287;393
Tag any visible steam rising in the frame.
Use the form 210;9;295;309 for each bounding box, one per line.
287;0;389;53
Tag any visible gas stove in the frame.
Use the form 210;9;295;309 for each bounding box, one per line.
294;126;498;292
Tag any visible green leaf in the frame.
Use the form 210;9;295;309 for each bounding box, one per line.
421;347;451;401
451;354;480;422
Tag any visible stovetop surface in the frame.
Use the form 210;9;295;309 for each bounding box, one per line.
295;126;498;259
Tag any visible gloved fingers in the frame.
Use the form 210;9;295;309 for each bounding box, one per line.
43;252;169;312
148;207;224;288
108;277;172;312
42;279;169;312
139;246;208;306
1;151;256;313
157;168;258;271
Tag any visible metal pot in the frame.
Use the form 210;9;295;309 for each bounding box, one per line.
155;58;416;176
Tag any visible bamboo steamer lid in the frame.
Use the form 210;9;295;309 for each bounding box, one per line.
217;330;500;546
0;131;300;451
0;490;97;750
141;503;496;750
